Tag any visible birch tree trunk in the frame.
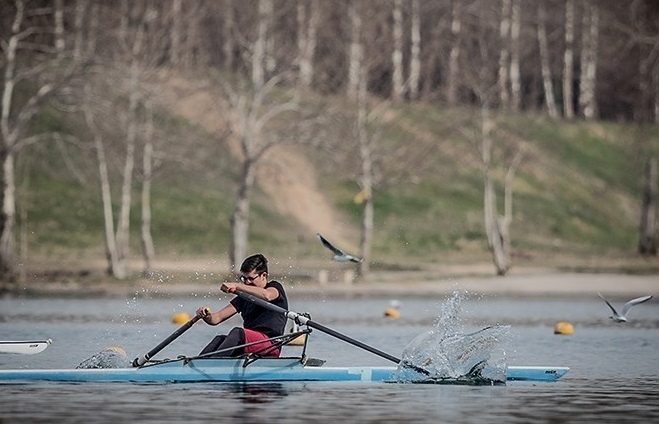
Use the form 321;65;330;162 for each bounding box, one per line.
509;0;522;111
408;0;421;100
73;0;86;62
357;66;373;277
297;0;319;90
253;0;272;89
498;0;511;109
563;0;575;118
481;105;509;276
1;0;58;280
391;0;405;101
447;1;462;105
223;76;298;270
0;150;16;280
54;0;65;54
655;61;659;123
170;0;182;66
230;159;256;270
141;101;155;274
638;158;657;256
223;0;235;71
579;1;599;120
83;96;122;278
347;0;363;99
537;1;558;118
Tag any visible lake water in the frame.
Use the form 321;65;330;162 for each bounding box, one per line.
1;291;658;423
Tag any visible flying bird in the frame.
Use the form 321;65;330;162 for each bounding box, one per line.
597;292;653;323
317;233;362;263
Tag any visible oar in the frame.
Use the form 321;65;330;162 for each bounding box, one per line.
132;313;204;367
235;291;423;371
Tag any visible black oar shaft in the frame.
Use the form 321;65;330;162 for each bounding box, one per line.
235;291;402;365
132;315;200;367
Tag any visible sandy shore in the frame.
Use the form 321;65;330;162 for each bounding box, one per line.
3;270;656;300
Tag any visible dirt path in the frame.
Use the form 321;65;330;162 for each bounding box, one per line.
153;72;355;247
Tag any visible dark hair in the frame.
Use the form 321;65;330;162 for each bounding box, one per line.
240;253;268;275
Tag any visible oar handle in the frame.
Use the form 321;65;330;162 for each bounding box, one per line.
132;315;201;367
234;291;402;365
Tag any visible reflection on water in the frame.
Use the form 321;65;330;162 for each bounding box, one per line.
1;295;659;422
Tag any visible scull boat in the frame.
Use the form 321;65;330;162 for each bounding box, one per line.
0;339;51;355
0;292;570;384
0;356;569;383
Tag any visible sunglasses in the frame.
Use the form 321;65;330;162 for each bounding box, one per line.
239;273;263;284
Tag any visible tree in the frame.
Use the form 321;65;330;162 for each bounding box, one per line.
537;1;558;118
0;0;80;281
563;0;575;119
638;157;657;256
579;1;599;120
296;0;319;90
216;75;299;269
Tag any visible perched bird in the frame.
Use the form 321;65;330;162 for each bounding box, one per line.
317;233;362;263
598;292;653;323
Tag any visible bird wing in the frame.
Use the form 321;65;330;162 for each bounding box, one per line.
317;233;344;256
598;292;619;316
620;295;653;316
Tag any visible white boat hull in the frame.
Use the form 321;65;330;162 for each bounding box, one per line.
0;340;51;355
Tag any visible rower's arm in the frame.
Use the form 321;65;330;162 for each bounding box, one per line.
201;303;237;326
233;283;280;302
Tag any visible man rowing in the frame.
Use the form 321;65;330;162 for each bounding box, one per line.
196;254;289;358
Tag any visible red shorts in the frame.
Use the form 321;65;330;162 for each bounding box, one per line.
243;328;280;357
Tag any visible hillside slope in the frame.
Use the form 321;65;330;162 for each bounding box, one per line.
153;72;357;250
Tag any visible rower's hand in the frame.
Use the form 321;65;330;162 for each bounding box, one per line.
221;282;239;294
196;307;211;319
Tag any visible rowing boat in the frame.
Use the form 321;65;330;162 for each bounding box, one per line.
0;339;51;355
0;292;570;384
0;357;568;383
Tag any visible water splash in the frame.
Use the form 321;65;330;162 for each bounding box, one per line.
395;291;510;384
76;347;131;369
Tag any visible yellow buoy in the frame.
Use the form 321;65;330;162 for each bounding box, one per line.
553;321;574;335
384;307;401;319
172;312;191;324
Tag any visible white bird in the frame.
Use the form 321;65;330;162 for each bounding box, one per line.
317;233;362;263
597;292;653;323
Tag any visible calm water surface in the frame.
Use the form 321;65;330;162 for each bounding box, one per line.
1;291;658;423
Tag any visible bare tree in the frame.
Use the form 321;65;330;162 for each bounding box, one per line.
253;0;274;88
296;0;319;90
216;75;299;269
579;1;599;120
563;0;575;118
498;0;511;109
408;0;421;101
447;0;462;105
347;0;363;99
391;0;405;101
0;0;80;280
509;0;521;111
639;157;657;256
537;1;558;118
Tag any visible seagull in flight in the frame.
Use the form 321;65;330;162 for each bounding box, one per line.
317;233;362;263
598;292;653;323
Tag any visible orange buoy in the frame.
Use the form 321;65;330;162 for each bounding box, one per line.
172;312;191;324
553;321;574;335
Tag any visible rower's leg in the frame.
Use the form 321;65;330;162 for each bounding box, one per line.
199;335;227;356
216;327;245;357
